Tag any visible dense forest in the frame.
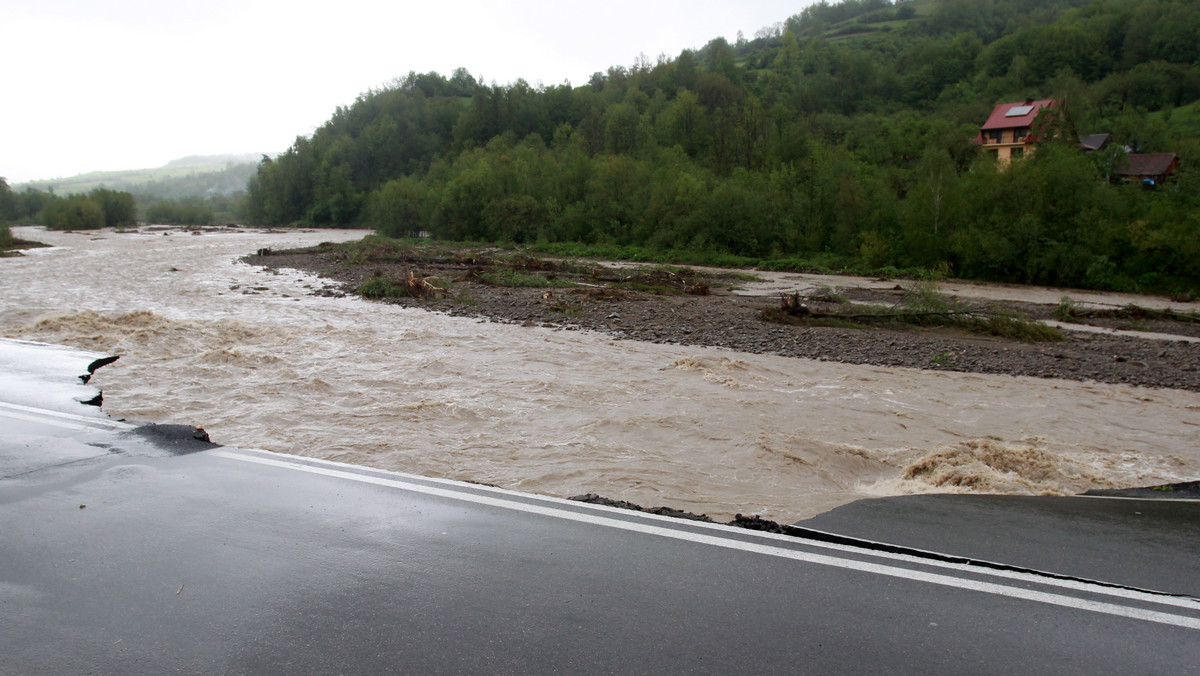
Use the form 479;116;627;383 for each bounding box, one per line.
13;0;1200;292
0;180;244;228
0;178;138;231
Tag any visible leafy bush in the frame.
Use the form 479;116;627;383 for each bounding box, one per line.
357;276;409;298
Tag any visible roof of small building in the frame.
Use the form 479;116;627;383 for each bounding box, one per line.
1078;133;1111;151
1117;153;1179;178
980;99;1060;131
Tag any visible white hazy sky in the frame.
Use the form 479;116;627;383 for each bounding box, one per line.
2;0;814;184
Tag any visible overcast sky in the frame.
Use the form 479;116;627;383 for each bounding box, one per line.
2;0;814;184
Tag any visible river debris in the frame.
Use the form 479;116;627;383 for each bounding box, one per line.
356;269;445;299
245;238;1200;390
763;284;1066;343
1055;298;1200;325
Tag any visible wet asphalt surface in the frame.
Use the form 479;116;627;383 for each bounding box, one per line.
4;338;1199;673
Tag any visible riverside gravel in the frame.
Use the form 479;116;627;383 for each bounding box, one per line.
250;249;1200;393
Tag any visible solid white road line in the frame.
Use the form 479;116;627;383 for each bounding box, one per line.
0;400;134;430
214;449;1200;631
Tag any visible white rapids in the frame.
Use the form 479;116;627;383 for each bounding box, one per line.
3;226;1198;521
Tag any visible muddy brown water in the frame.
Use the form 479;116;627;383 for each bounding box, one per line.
4;226;1198;521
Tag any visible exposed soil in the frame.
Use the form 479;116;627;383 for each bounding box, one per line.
248;244;1200;392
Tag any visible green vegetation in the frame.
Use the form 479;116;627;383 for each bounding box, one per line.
242;0;1200;294
1;178;50;254
143;197;217;225
477;268;572;288
357;274;412;298
11;187;139;231
13;156;254;226
4;179;226;229
1054;296;1081;321
0;178;12;222
763;280;1066;342
295;236;745;301
930;351;954;366
0;178;14;246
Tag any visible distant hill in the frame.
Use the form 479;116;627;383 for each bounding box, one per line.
16;154;264;198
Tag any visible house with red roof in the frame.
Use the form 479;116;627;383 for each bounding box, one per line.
975;98;1061;165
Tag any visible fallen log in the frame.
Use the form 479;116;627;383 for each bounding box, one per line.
406;269;445;297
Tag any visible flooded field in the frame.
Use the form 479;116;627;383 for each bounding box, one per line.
4;226;1198;521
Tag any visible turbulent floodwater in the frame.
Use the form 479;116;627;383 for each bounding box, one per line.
4;226;1199;521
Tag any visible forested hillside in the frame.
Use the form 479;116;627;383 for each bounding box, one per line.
245;0;1200;293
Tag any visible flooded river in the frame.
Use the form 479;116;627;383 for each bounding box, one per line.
4;226;1198;521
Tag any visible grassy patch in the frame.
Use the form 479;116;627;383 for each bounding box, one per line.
1054;296;1081;322
594;265;712;295
974;311;1067;342
477;268;574;288
357;275;411;298
547;299;585;317
612;282;684;295
278;235;949;287
762;282;1066;343
527;241;757;269
357;269;447;299
1053;299;1200;325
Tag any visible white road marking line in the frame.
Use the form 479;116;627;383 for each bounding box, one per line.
214;449;1200;630
228;448;1200;610
1;408;101;431
0;401;134;430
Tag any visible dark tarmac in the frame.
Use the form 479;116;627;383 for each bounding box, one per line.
3;338;1199;673
796;493;1200;598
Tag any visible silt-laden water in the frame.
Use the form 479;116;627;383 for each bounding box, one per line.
4;226;1197;521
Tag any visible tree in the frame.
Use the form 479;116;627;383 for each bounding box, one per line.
227;0;1200;292
41;194;105;230
602;103;643;155
367;176;426;238
144;197;215;225
0;178;15;223
89;188;138;228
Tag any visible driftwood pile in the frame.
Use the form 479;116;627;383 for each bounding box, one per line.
405;270;444;297
779;292;811;316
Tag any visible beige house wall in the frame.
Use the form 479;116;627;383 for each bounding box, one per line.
980;127;1034;166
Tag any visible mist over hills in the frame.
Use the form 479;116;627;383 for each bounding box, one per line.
16;154;264;199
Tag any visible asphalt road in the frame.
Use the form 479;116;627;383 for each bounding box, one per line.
797;493;1200;597
3;338;1199;673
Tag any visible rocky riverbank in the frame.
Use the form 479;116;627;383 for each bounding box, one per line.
248;243;1200;392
